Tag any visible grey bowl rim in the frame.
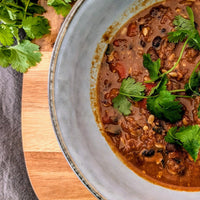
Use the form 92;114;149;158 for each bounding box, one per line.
48;0;105;199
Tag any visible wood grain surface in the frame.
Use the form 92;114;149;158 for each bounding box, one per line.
22;2;96;200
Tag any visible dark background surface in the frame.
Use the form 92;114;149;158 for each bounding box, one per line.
0;67;37;199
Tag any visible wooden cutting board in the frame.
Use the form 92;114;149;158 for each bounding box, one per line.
22;2;96;200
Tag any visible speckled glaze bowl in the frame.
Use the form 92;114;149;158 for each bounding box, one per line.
48;0;200;199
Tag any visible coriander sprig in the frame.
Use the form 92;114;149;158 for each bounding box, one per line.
112;75;188;121
146;7;200;84
0;0;50;72
111;6;200;163
165;125;200;162
47;0;74;17
185;60;200;96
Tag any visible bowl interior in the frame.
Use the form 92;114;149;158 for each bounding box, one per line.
49;0;200;199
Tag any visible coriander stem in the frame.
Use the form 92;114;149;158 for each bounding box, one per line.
23;0;30;20
175;95;192;98
119;92;149;99
165;38;189;75
144;79;155;83
188;60;200;95
170;89;185;93
119;92;160;99
144;38;189;84
191;60;200;75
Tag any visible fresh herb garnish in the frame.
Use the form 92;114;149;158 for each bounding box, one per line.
165;125;200;161
143;54;161;82
144;7;200;84
0;40;42;73
168;7;200;50
198;104;200;118
112;75;184;122
0;24;14;46
112;94;131;116
0;0;50;72
149;74;168;96
167;6;200;85
110;6;200;163
185;61;200;96
22;16;50;39
47;0;73;17
119;77;146;100
112;77;146;115
0;0;77;72
147;90;184;123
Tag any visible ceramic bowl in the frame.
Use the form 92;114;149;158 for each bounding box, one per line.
49;0;200;199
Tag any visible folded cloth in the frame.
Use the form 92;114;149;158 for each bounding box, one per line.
0;67;38;200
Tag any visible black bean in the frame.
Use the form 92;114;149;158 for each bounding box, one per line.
150;7;159;17
142;149;155;157
195;22;198;29
129;44;133;50
19;28;26;41
161;28;166;33
139;24;144;31
173;158;181;164
153;126;163;134
161;159;165;168
152;36;162;48
140;40;146;47
105;44;113;55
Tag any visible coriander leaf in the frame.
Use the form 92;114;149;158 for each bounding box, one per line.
10;26;20;43
19;0;46;14
173;15;194;32
22;16;50;39
0;24;14;46
64;0;72;2
112;77;146;115
185;71;200;95
0;47;11;67
147;90;184;123
149;74;168;96
0;3;24;23
165;125;200;161
143;54;161;81
47;0;72;17
168;30;187;43
186;6;194;23
9;40;42;73
27;3;46;14
0;5;16;24
119;77;146;101
165;126;182;145
168;7;200;50
112;94;131;116
187;32;200;50
198;104;200;118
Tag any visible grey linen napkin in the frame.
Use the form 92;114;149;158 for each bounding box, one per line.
0;67;38;200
